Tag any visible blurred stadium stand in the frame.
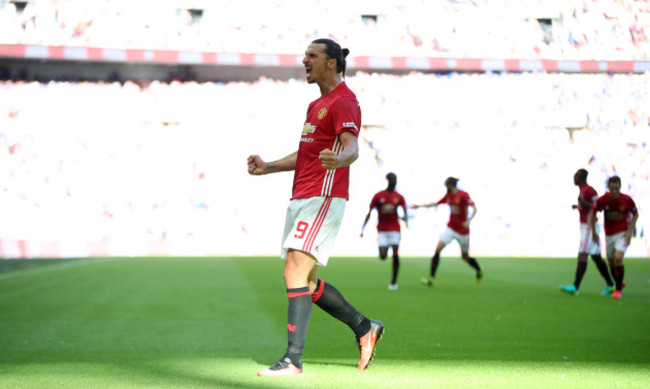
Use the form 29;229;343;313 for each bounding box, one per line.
0;0;648;258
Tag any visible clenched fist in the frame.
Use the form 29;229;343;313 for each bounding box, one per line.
319;149;339;170
247;155;267;175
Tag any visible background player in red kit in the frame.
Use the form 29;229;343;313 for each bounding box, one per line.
589;175;639;299
561;169;614;296
361;172;408;290
247;38;383;376
413;177;482;286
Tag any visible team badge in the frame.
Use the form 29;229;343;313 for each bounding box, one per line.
318;107;327;120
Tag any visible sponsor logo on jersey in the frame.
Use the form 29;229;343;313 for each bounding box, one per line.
342;122;359;131
302;123;316;135
318;107;327;120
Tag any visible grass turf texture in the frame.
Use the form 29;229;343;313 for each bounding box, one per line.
0;256;649;389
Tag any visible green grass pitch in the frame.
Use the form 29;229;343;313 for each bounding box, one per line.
1;256;649;388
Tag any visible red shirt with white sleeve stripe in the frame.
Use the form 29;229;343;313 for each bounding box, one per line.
592;192;637;235
369;190;406;232
578;184;598;223
438;190;474;235
291;82;361;200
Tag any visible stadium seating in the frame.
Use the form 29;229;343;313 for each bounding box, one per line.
0;0;648;60
1;72;648;258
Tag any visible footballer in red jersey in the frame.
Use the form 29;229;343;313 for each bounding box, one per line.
361;172;408;290
413;177;482;286
561;169;614;296
248;39;383;376
589;176;639;299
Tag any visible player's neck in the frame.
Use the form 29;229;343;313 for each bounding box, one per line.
317;74;343;96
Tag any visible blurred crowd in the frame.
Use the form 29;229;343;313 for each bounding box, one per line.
1;71;648;257
0;0;649;60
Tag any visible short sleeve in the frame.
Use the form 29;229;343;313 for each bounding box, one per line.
331;97;361;137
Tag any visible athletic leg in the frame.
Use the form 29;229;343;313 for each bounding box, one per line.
378;246;388;260
258;249;316;376
390;244;400;287
311;278;383;370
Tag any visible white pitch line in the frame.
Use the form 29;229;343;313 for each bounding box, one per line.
0;257;122;280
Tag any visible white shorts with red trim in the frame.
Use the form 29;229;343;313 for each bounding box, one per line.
378;231;401;247
439;227;470;253
605;232;628;259
281;196;346;266
579;223;601;255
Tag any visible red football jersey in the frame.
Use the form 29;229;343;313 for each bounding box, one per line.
578;184;598;223
369;190;406;232
593;192;638;235
291;82;361;200
438;190;474;235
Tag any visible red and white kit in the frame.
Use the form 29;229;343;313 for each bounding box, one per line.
369;190;406;247
282;82;361;265
437;190;474;252
578;184;600;255
593;192;638;257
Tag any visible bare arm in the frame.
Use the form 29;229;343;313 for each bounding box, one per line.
463;204;477;228
360;209;372;237
412;201;440;209
247;151;298;175
319;131;359;170
589;208;599;243
574;194;593;210
625;212;639;245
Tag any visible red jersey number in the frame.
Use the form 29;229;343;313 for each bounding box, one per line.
294;221;309;239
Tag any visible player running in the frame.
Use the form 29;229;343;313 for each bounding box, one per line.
412;177;482;286
361;172;408;290
589;176;639;299
560;169;615;296
248;38;383;376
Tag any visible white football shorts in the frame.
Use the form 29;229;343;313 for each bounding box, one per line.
439;227;470;253
579;223;601;255
281;196;346;266
378;231;401;247
605;232;628;259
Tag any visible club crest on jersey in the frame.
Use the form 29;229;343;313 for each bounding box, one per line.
302;123;316;135
318;108;327;120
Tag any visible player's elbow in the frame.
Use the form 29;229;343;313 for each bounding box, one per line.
350;148;359;164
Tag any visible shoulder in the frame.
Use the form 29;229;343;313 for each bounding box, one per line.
331;85;359;108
